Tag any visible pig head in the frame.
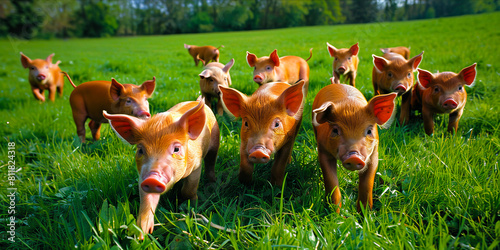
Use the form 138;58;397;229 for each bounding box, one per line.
313;83;397;213
20;52;65;102
326;42;359;87
199;58;234;115
220;80;307;186
68;75;155;143
103;99;219;237
246;49;312;85
412;63;477;135
372;51;423;125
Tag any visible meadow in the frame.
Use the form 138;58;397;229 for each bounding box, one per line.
0;12;499;249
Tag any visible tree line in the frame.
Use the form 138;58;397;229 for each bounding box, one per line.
1;0;498;39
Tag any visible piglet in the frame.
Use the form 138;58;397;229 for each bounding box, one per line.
220;80;307;186
246;49;312;85
380;46;410;60
412;63;477;135
63;72;155;143
312;83;397;213
326;42;359;87
184;44;223;66
20;52;65;102
372;51;423;125
199;58;235;115
103;99;219;237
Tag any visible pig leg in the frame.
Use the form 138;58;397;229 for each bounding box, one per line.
332;71;341;84
349;71;356;87
422;106;435;136
356;151;378;213
31;87;45;102
399;90;412;125
239;149;254;185
137;190;160;237
72;112;87;142
318;146;341;213
447;108;463;134
180;165;201;200
216;99;224;116
48;85;57;102
89;120;102;141
204;122;219;182
270;138;294;186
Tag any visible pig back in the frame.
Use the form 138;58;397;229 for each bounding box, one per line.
70;81;114;122
312;84;367;110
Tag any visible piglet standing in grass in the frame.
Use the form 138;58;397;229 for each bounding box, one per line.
103;99;220;237
184;44;222;66
411;63;477;135
326;42;359;87
64;72;155;143
199;58;235;115
246;49;312;86
219;80;307;186
20;52;65;102
372;49;423;125
312;82;397;213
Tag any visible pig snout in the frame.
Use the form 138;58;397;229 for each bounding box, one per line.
394;84;407;94
141;172;169;193
136;110;151;119
341;151;366;171
37;74;46;81
248;145;271;164
338;66;347;74
253;74;264;84
442;98;458;110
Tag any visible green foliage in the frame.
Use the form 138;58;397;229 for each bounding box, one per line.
0;12;499;249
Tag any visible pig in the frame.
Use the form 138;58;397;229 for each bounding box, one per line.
20;52;65;102
199;58;235;115
326;42;359;87
411;63;477;135
312;83;397;213
103;99;219;237
380;46;410;60
372;51;424;125
219;80;307;186
246;49;312;85
63;72;155;143
184;44;223;66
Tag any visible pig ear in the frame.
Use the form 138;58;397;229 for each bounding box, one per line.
103;111;144;144
326;42;336;57
222;58;235;73
177;99;206;140
279;80;307;118
380;48;389;54
219;85;246;118
417;69;434;89
349;43;359;56
141;77;156;97
46;53;55;63
246;52;257;67
312;101;335;126
184;44;191;49
458;63;477;86
373;55;388;73
367;93;398;129
20;52;32;68
270;49;280;67
199;69;210;79
409;51;424;71
110;79;125;101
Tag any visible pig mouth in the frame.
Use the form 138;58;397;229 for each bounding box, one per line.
442;99;458;111
248;145;272;164
393;84;408;95
337;66;347;74
136;110;151;119
341;152;366;171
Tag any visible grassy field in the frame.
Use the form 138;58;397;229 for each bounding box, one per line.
1;12;499;249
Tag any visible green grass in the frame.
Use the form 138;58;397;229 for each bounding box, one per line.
1;12;499;249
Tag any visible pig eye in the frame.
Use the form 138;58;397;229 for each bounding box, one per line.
173;146;180;153
266;66;272;71
348;57;352;61
30;67;35;70
433;86;440;93
365;126;374;137
331;125;340;137
387;72;393;78
137;145;145;156
458;85;463;91
126;98;132;104
334;57;338;61
271;118;282;129
407;72;412;78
